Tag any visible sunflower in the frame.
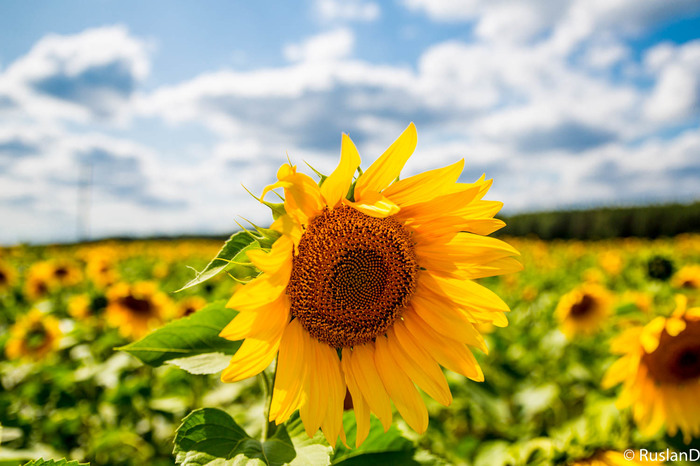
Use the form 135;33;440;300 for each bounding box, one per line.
176;296;207;318
5;309;62;361
570;450;659;465
68;294;92;321
24;261;54;301
48;260;83;287
85;251;119;288
672;264;700;289
105;281;171;339
603;295;700;442
0;260;15;293
555;283;612;338
218;123;521;446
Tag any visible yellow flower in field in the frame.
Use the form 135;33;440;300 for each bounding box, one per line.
599;250;623;276
24;262;54;300
47;260;82;287
0;261;15;293
219;123;521;446
106;281;171;339
571;450;659;465
176;296;207;318
68;294;92;320
672;264;700;289
86;251;118;288
5;309;62;361
556;283;612;337
603;295;700;443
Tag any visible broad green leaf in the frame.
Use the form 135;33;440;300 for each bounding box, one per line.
23;460;89;466
168;352;232;375
177;231;260;292
332;412;416;465
118;300;240;367
174;408;296;466
285;413;332;466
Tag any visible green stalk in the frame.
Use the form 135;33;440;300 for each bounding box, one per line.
259;363;277;440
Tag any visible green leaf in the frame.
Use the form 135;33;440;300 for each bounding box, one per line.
174;408;296;466
118;300;241;367
23;460;89;466
332;412;416;465
167;352;232;375
285;413;332;466
177;231;261;292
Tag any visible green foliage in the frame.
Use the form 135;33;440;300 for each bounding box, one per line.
23;460;89;466
118;300;240;368
177;231;262;292
332;413;417;465
498;201;700;239
173;408;295;466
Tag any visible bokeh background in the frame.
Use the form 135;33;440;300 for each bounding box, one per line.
1;0;699;245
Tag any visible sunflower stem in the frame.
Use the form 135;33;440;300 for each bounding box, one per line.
259;369;275;440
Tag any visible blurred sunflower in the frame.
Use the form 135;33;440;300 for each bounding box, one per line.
556;283;612;337
672;264;700;289
68;294;92;320
5;309;62;361
603;295;700;443
106;282;171;339
0;260;15;293
176;295;207;318
219;123;521;446
86;252;119;288
24;261;54;300
48;260;83;287
571;450;659;465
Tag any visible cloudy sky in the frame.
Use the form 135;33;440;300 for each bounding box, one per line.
1;0;699;244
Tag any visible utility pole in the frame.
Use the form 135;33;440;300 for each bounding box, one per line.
77;160;92;242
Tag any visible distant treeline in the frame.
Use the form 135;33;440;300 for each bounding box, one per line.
497;202;700;240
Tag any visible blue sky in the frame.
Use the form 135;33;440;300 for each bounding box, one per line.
0;0;699;244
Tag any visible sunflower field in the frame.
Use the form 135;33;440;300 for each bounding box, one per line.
1;231;699;465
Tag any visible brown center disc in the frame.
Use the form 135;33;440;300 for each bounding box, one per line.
287;205;418;348
643;320;700;385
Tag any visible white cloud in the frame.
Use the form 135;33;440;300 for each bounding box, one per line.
643;40;700;123
315;0;380;22
283;28;355;62
0;25;150;122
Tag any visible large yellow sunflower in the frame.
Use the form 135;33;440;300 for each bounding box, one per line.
603;295;700;442
555;283;612;338
105;281;172;339
5;309;62;361
218;123;521;447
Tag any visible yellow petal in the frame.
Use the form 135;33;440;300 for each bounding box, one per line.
270;319;307;423
321;133;361;208
402;308;484;381
348;342;393;432
386;324;452;406
374;335;428;434
410;287;482;343
641;317;666;354
601;355;633;389
299;332;329;438
344;192;400;218
666;317;686;337
382;159;464;207
226;275;287;313
318;342;345;448
246;236;293;275
220;294;290;342
221;334;283;383
341;348;371;447
354;122;417;201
